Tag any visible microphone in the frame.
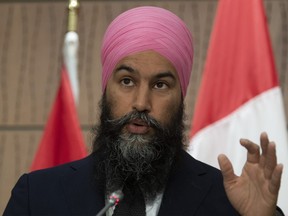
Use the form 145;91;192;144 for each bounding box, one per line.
96;190;124;216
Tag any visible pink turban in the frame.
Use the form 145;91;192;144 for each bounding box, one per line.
101;6;193;96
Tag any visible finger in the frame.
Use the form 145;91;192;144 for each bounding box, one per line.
218;154;237;183
269;164;283;195
264;142;277;179
259;132;269;168
260;132;269;155
240;138;260;164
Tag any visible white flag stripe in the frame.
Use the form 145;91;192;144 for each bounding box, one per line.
63;31;79;105
188;86;288;214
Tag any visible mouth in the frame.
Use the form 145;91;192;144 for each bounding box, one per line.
125;119;150;134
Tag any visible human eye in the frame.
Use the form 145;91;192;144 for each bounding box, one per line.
120;77;134;87
154;81;168;89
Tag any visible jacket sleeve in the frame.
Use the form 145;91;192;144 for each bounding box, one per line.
3;174;30;216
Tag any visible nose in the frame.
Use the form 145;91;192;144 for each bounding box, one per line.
132;85;152;112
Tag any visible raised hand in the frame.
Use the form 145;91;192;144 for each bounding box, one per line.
218;132;283;216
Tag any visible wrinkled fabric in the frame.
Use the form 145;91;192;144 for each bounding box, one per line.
101;6;194;96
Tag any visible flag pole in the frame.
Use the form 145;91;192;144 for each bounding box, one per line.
68;0;80;32
64;0;80;105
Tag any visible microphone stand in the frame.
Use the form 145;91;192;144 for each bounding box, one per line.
96;190;124;216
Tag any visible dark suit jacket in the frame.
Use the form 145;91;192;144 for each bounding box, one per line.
4;150;240;215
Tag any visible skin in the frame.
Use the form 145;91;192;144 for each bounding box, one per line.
218;132;283;216
105;50;282;215
105;51;182;136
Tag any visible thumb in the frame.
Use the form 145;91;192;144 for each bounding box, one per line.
218;154;237;183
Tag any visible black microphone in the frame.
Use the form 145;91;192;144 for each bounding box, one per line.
96;190;124;216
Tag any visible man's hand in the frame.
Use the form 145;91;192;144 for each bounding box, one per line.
218;132;283;216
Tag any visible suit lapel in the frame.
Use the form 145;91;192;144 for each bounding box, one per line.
61;155;105;215
158;150;213;216
59;151;214;215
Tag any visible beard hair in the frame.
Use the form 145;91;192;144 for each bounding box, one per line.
92;95;185;201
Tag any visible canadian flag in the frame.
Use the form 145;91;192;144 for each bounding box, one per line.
30;32;87;171
188;0;288;214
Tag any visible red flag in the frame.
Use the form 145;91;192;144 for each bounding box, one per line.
188;0;288;213
30;66;87;171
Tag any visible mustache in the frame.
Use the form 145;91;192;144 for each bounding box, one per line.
106;111;162;132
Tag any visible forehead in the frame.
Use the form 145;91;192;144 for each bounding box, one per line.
113;51;179;78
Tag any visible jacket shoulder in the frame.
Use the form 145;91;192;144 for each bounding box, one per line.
29;154;94;177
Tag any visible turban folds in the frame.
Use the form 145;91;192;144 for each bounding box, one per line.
101;6;193;96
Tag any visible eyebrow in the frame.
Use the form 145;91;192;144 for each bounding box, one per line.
114;65;135;73
115;64;176;80
154;71;176;80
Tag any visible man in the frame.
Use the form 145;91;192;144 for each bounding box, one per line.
4;6;284;216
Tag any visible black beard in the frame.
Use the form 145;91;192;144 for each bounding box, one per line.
92;95;185;201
